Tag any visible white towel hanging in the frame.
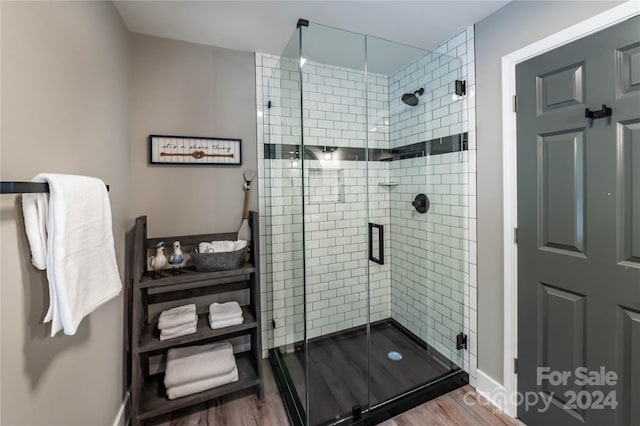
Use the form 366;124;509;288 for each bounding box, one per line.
21;173;122;336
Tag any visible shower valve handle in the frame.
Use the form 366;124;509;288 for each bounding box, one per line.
412;194;429;213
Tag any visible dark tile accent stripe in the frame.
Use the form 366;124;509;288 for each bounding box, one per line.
264;143;366;161
264;143;301;160
264;133;468;162
385;133;468;161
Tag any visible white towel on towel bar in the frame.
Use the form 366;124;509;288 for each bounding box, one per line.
22;192;48;270
21;173;122;336
166;365;238;400
209;301;242;321
164;342;236;388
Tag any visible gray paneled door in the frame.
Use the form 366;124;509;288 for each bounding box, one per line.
516;15;640;426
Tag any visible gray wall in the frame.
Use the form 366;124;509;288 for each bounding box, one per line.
0;8;259;424
130;33;257;237
0;1;130;424
474;0;624;384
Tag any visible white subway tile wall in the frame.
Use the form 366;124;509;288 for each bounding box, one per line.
389;153;467;366
304;160;391;340
255;26;477;386
387;27;477;383
257;55;391;351
302;63;389;150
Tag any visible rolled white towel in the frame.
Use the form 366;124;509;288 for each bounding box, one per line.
234;240;248;250
209;315;244;330
158;304;197;330
211;241;236;252
166;365;238;400
164;342;235;388
159;323;197;341
197;240;247;253
209;301;242;321
198;242;213;253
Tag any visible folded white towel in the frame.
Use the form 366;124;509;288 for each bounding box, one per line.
198;240;247;253
159;323;197;341
209;301;242;321
158;304;197;330
21;173;122;336
164;342;236;388
166;365;238;400
208;315;244;330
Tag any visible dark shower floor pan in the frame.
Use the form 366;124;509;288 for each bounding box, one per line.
270;319;468;426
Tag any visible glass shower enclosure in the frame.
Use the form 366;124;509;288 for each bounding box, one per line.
263;20;471;425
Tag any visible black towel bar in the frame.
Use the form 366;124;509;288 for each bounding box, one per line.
0;181;110;194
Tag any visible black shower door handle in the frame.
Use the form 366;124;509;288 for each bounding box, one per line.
369;223;384;265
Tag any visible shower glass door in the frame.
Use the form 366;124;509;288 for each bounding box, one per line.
299;22;370;425
365;35;468;408
262;25;307;421
266;19;470;426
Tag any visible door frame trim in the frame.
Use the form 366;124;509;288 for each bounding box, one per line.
500;0;640;418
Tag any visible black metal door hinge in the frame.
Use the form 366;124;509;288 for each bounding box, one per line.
352;405;362;420
513;95;518;112
267;100;272;109
514;358;519;374
271;319;276;329
456;333;468;350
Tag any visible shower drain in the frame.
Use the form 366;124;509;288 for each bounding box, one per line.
387;351;403;361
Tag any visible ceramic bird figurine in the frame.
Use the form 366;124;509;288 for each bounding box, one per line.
150;241;167;279
169;241;184;275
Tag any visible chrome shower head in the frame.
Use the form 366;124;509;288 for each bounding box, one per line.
401;88;425;106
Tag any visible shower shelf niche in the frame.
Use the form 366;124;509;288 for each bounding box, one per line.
307;168;345;204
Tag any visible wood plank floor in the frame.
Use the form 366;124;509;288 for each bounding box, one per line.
149;360;520;426
378;386;521;426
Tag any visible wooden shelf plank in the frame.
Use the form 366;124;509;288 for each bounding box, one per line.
137;352;258;421
137;263;255;289
137;306;257;354
146;280;250;305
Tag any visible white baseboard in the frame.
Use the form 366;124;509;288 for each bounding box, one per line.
476;370;510;415
113;389;130;426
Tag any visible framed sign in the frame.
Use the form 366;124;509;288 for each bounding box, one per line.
148;135;242;166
